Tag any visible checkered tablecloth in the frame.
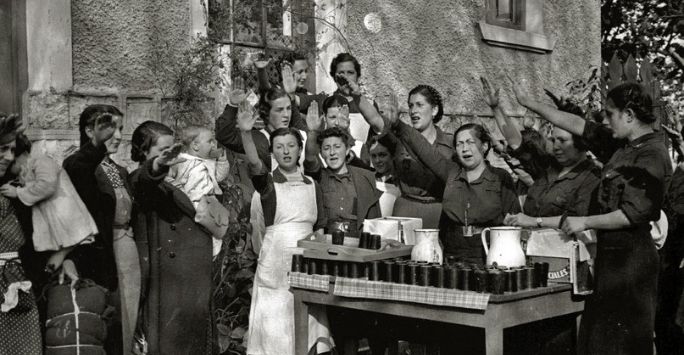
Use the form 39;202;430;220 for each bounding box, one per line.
333;277;490;310
288;272;332;292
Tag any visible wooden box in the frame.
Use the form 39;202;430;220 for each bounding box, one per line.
297;239;413;262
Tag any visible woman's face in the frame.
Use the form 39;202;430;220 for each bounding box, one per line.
455;130;487;170
334;61;358;94
370;142;393;176
0;140;16;178
408;93;437;132
551;127;583;167
292;59;309;89
320;136;350;172
272;134;300;171
266;96;292;131
604;99;630;139
325;107;350;130
145;134;175;161
104;115;124;154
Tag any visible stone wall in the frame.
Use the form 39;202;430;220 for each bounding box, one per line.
24;0;204;169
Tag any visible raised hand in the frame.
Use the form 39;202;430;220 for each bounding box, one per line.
380;92;399;126
282;65;296;94
347;78;362;95
92;113;117;146
507;74;531;107
228;89;247;106
339;104;350;127
236;101;257;132
480;76;500;108
305;101;323;132
155;144;186;167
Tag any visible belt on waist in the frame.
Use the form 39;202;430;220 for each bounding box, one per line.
401;194;442;204
0;252;20;267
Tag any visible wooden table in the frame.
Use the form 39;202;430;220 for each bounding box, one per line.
293;283;584;355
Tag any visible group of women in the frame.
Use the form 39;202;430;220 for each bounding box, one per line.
1;107;215;354
218;51;671;355
0;49;673;355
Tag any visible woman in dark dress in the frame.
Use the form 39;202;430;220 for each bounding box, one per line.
0;113;42;354
383;99;520;265
63;104;140;354
508;81;671;355
129;121;214;354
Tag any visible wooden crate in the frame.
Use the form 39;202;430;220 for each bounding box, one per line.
297;239;413;262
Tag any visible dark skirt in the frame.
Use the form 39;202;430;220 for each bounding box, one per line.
393;196;442;229
440;220;486;266
578;226;658;355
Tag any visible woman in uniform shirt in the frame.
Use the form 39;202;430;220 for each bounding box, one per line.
384;100;520;265
507;81;671;355
368;86;454;228
480;77;601;222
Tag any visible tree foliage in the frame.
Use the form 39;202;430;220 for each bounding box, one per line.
601;0;684;107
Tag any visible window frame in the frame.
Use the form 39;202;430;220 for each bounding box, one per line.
485;0;525;31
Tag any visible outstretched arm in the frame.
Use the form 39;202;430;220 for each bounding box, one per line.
481;77;523;149
508;76;586;137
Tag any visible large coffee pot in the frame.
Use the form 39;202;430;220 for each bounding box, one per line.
481;227;526;267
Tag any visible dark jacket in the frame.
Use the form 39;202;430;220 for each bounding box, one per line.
305;161;382;231
130;159;213;355
62;142;119;291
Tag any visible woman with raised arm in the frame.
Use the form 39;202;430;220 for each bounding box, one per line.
370;86;454;228
506;81;672;355
480;77;601;222
236;101;332;355
129;121;214;354
383;97;520;264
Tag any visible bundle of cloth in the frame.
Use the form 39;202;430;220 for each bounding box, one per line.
44;280;110;355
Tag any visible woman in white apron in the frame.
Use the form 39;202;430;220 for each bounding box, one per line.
237;103;333;355
369;136;400;216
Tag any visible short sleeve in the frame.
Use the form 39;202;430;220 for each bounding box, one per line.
618;148;669;224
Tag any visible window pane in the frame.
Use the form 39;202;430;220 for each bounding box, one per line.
265;0;294;49
208;0;232;42
496;0;513;21
234;0;263;44
231;46;265;91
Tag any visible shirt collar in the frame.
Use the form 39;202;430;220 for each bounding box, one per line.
434;127;453;148
628;132;660;149
456;162;498;184
552;158;596;182
272;167;312;184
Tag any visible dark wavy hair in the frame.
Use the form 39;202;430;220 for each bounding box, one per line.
368;135;395;155
454;123;492;156
130;121;174;163
408;85;444;123
258;87;290;123
78;104;124;146
607;82;655;124
269;127;303;152
322;94;350;114
329;53;361;78
317;126;351;148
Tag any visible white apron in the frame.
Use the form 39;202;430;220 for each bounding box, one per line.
247;176;332;355
250;129;308;255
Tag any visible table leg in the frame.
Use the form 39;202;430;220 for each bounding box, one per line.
484;327;504;355
294;293;309;355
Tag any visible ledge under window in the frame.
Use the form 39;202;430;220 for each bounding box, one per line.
478;21;555;54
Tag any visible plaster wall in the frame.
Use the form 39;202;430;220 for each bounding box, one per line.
320;0;600;127
71;0;192;92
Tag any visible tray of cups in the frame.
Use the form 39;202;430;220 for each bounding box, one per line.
297;231;413;262
292;255;559;301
